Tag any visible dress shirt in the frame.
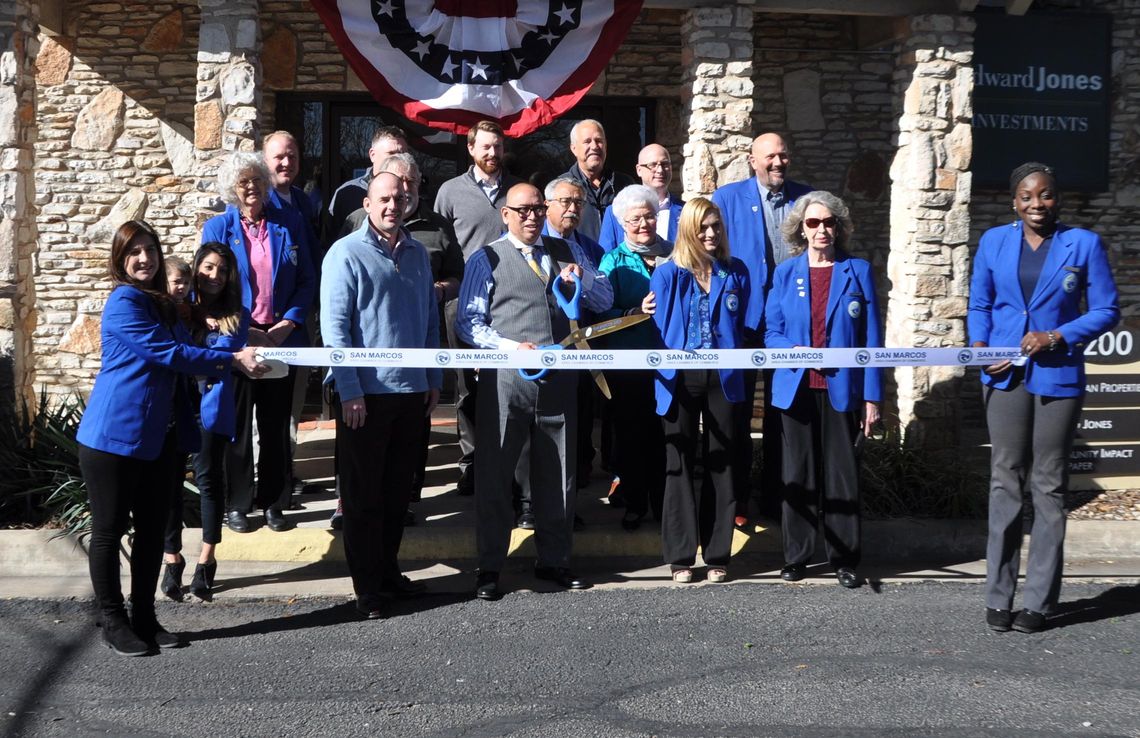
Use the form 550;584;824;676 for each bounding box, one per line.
758;179;794;267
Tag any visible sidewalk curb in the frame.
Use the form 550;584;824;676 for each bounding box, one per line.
2;520;1135;575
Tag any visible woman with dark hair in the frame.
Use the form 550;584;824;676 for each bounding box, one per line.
161;242;249;602
969;163;1119;634
77;221;266;656
201;152;315;534
647;197;750;584
765;191;882;590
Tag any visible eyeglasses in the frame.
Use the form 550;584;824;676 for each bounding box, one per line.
549;197;585;209
637;161;670;171
505;205;547;220
624;215;657;227
237;177;265;190
804;217;838;230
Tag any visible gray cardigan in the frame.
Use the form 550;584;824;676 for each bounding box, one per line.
433;166;521;261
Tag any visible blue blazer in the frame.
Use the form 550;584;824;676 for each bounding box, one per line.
77;286;234;460
197;308;250;439
268;185;322;275
200;205;316;346
967;221;1119;398
765;251;883;413
649;258;750;416
540;222;605;269
711;178;813;330
598;194;684;254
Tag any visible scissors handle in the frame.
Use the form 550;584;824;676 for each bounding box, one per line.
517;344;563;381
552;272;582;322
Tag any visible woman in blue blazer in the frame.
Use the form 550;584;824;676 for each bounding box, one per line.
77;221;265;656
968;163;1119;634
648;197;750;584
200;152;315;534
161;242;250;603
765;191;882;589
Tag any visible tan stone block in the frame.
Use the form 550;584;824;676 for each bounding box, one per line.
935;169;957;190
913;275;948;298
931;296;968;319
36;36;73;87
195;100;223;149
143;10;184;52
59;313;101;355
71;87;125;151
87;188;148;244
261;25;297;91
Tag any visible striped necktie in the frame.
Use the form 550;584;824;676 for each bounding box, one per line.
521;245;547;284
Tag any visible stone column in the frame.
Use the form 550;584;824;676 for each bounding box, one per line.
0;0;38;413
679;6;754;199
886;15;975;447
196;0;261;156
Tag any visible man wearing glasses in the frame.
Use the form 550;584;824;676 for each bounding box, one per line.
456;183;613;601
598;143;684;253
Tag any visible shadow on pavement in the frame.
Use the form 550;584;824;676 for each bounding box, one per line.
1049;584;1140;629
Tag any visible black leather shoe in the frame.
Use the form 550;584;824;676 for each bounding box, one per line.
986;607;1013;632
225;510;250;534
475;571;501;600
516;512;536;530
780;563;807;582
836;567;861;589
1012;608;1047;633
264;508;290;532
534;566;590;590
161;558;185;601
380;574;427;598
299;482;326;495
356;597;385;620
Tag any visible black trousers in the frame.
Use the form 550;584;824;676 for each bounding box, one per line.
445;299;476;489
758;369;783;517
164;429;228;554
609;370;664;518
335;391;423;606
80;432;181;618
227;369;295;514
576;372;597;472
732;368;759;515
779;388;861;569
661;370;737;568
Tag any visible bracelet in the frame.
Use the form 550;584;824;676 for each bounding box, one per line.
1046;331;1058;351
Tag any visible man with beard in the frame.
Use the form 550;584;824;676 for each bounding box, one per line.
711;132;814;527
435;120;521;497
561;119;635;242
456;183;613;601
321;172;442;619
598;143;684;253
327;125;408;240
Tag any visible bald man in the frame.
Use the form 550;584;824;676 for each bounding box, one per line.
321;171;442;619
598;143;684;253
561;119;635;242
711;132;814;526
456;183;613;600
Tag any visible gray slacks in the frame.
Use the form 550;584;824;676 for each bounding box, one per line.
984;381;1082;613
475;369;577;573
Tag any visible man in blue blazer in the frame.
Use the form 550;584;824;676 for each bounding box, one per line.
598;144;683;253
711;132;813;524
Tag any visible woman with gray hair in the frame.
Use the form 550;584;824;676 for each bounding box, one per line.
764;190;882;589
597;184;673;531
200;151;316;535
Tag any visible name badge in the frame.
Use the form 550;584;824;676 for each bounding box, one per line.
725;293;740;312
1062;272;1078;293
847;299;863;319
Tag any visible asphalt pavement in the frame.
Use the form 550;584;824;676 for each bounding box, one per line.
1;582;1137;737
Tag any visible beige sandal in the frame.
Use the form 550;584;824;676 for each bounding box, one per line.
672;568;694;584
707;568;728;583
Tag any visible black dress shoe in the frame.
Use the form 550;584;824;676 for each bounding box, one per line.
299;482;325;495
356;598;385;620
380;574;427;597
836;567;861;589
780;563;807;582
225;510;250;534
516;512;536;530
1012;608;1047;633
475;571;501;600
534;566;590;590
264;508;290;532
986;607;1013;632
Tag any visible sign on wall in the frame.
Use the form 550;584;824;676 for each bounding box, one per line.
1070;328;1140;486
972;13;1111;192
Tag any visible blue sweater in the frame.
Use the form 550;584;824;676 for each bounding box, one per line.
320;224;442;401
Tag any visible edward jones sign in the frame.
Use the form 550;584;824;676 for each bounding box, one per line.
972;13;1111;191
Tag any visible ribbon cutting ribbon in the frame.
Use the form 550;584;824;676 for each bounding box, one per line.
257;346;1027;372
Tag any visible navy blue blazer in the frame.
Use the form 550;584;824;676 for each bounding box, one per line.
200;205;315;347
77;286;233;460
711;178;813;331
967;221;1119;398
765;251;883;413
649;258;751;416
597;194;684;254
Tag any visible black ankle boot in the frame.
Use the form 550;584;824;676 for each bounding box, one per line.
189;561;217;601
101;610;149;657
161;558;185;601
131;608;181;649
